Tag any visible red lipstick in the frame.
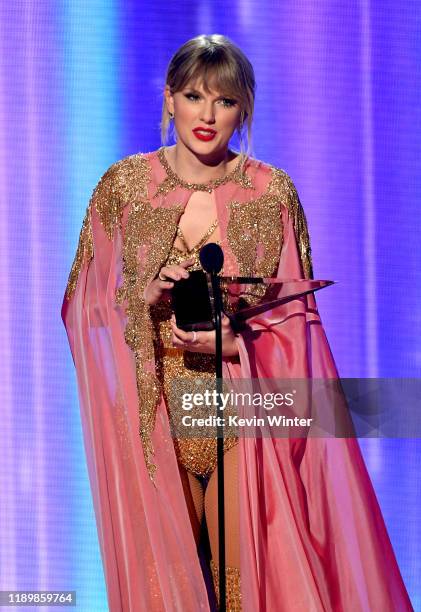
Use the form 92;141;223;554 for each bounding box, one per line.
192;127;217;142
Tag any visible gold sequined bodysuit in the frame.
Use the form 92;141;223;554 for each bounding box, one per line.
151;221;239;479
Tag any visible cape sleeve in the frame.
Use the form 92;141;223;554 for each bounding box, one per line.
61;166;211;611
224;173;413;612
61;165;133;608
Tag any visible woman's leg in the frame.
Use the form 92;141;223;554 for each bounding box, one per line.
204;444;241;610
178;463;205;547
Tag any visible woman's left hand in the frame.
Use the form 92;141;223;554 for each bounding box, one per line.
170;313;239;357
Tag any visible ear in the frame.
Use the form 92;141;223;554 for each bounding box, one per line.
164;85;174;115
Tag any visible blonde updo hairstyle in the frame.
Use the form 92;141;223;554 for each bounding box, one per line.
160;34;255;160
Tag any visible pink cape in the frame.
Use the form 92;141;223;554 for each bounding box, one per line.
62;149;412;611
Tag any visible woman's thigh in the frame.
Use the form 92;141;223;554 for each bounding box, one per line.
178;463;205;546
204;444;240;567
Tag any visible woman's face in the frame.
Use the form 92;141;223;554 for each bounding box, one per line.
165;79;242;156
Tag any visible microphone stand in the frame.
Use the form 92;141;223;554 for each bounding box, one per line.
210;270;226;612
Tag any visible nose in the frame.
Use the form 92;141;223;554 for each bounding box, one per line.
199;100;216;124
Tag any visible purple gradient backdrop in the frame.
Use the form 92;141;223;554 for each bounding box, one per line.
0;2;419;610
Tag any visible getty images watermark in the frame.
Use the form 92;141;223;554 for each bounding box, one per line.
180;387;313;429
167;378;421;439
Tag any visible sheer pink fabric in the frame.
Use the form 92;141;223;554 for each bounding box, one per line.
225;205;413;611
62;150;412;611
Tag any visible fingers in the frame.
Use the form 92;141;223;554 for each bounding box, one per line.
170;316;202;347
169;315;216;354
157;279;174;288
159;267;187;282
179;257;195;268
221;313;234;330
170;315;192;342
158;258;195;282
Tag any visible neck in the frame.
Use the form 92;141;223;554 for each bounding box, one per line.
167;143;238;183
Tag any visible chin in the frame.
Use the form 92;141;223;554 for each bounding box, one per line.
189;137;227;154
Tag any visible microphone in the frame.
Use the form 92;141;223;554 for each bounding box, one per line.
199;242;224;274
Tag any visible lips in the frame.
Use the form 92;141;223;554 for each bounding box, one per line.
192;127;217;141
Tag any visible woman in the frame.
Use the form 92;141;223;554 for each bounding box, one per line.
62;35;412;611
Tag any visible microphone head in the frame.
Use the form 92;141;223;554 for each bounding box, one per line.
199;242;224;274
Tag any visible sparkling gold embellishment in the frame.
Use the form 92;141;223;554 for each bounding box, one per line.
64;204;93;300
210;559;242;611
65;153;152;300
226;166;313;308
94;154;152;240
267;166;313;279
151;242;238;478
116;197;184;483
166;218;220;271
154;146;253;197
226;167;283;306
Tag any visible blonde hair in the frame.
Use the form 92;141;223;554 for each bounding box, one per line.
160;34;255;159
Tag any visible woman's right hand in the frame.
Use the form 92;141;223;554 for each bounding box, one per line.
143;257;195;305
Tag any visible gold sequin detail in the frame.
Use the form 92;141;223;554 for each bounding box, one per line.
226;166;313;308
165;219;219;271
210;559;242;611
161;343;239;478
66;153;170;482
116;197;184;483
64;204;93;300
151;243;238;478
65;153;152;300
94;153;152;240
116;198;183;352
226;167;283;307
267;166;313;279
227;184;282;276
153;146;254;197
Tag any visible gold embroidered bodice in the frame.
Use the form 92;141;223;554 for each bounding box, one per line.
150;222;238;478
166;218;219;269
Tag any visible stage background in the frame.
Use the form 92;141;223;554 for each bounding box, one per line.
0;1;419;610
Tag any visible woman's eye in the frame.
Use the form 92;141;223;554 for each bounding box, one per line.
184;93;237;108
220;98;237;108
